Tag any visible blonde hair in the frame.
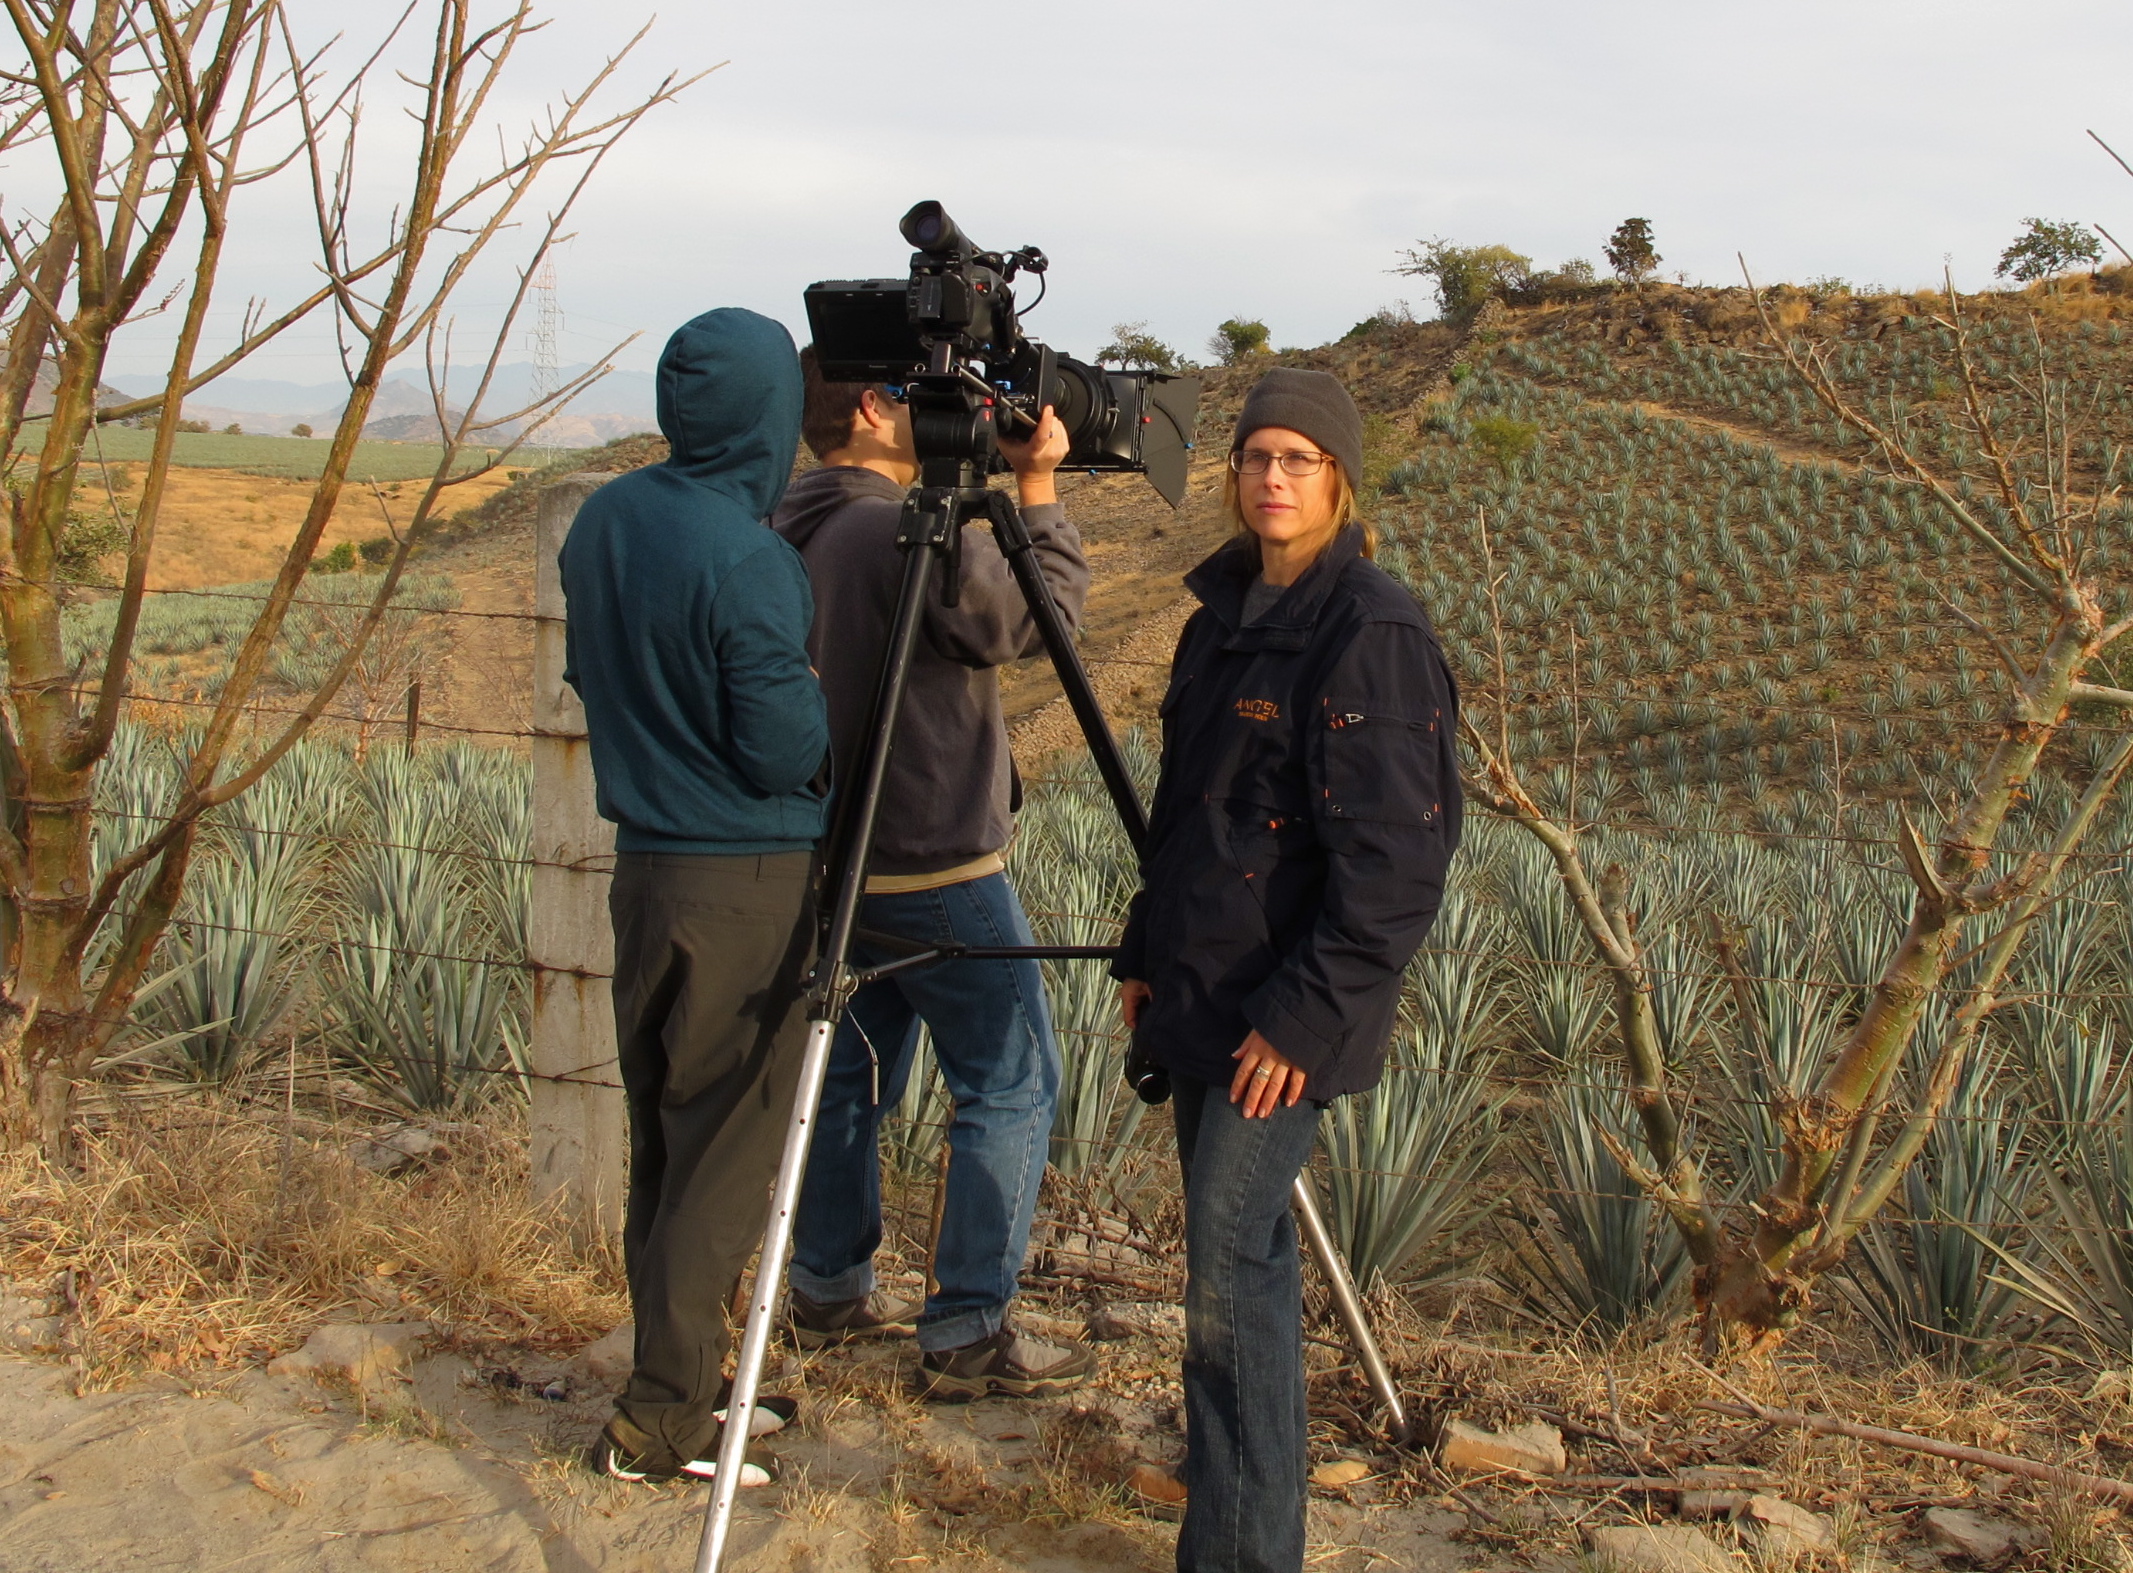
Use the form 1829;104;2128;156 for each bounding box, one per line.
1222;458;1375;562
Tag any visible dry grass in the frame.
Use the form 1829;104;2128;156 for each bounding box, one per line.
0;1099;626;1387
1321;1289;2133;1566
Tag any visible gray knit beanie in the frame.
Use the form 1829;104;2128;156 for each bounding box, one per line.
1231;368;1363;488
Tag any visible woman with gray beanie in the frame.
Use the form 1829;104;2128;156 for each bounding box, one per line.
1113;367;1462;1573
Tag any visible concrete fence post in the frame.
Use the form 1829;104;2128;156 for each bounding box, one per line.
529;474;625;1236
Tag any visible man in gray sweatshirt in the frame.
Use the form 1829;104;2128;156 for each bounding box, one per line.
773;349;1094;1399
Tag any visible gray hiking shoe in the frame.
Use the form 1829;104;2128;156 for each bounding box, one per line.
788;1287;920;1349
919;1325;1097;1401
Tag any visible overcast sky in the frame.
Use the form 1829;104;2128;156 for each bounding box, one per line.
69;0;2133;390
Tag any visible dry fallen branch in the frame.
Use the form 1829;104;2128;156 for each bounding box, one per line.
1697;1398;2133;1503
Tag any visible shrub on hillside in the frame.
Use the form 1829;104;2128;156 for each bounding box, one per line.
1605;217;1660;283
1467;414;1538;477
1997;217;2103;285
1341;303;1418;341
1095;320;1183;372
1396;239;1534;324
1206;317;1270;365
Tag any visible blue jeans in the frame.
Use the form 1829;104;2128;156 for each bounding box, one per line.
1172;1073;1321;1573
790;872;1060;1352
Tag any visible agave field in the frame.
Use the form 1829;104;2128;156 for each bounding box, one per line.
1001;742;2133;1366
15;420;549;482
94;726;531;1112
68;279;2133;1375
1376;294;2133;831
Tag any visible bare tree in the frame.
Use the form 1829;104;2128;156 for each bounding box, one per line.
0;0;698;1157
1463;276;2131;1348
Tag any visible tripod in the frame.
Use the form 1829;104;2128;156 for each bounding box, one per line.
697;426;1404;1573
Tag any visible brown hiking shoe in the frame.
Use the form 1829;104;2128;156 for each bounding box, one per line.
788;1287;920;1349
918;1326;1097;1401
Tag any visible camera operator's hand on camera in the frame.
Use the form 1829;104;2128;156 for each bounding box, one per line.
1119;978;1152;1030
998;404;1067;507
1230;1031;1305;1118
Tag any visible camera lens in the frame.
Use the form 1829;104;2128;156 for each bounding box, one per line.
1047;356;1109;451
899;201;964;257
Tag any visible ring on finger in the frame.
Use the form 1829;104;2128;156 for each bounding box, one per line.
1251;1066;1273;1080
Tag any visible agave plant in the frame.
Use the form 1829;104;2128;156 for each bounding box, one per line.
337;879;526;1113
1844;1047;2034;1369
1007;763;1147;1186
1503;1072;1691;1332
1708;922;1846;1196
129;764;338;1082
1981;1068;2133;1363
1496;835;1603;1061
1318;1012;1507;1290
84;721;184;976
332;752;526;1111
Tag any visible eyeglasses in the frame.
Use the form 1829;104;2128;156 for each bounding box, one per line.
1228;449;1334;476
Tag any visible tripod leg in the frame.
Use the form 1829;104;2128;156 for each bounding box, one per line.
699;523;945;1573
1291;1174;1409;1445
986;490;1149;847
694;1016;836;1572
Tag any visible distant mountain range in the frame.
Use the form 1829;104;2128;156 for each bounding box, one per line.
103;362;659;446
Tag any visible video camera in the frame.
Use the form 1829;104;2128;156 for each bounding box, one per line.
804;201;1201;506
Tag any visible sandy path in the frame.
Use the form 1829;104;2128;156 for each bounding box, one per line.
0;1337;1468;1573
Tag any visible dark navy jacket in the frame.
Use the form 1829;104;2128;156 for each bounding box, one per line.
560;308;829;854
1112;527;1461;1099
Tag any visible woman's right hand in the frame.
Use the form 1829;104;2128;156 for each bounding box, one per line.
1119;978;1152;1029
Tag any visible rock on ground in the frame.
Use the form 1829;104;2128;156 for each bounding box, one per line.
1922;1507;2042;1565
1742;1494;1835;1556
1678;1489;1752;1520
1311;1458;1373;1489
1439;1418;1567;1476
1589;1523;1741;1573
578;1321;635;1387
266;1322;433;1387
1;1290;63;1354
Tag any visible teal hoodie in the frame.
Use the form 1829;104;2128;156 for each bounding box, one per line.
560;308;829;854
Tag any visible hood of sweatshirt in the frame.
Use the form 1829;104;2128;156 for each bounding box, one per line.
770;463;906;549
656;307;803;518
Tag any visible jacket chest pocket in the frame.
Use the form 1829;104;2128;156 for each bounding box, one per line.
1317;698;1446;828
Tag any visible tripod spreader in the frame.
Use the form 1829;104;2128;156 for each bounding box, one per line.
853;941;1119;986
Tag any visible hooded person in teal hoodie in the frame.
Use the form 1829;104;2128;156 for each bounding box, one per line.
562;306;828;850
561;308;827;1486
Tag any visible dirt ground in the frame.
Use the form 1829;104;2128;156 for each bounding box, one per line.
0;1327;1472;1573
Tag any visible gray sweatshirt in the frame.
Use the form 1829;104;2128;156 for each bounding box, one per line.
771;466;1089;878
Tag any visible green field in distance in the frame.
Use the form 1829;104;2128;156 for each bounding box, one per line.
14;421;590;482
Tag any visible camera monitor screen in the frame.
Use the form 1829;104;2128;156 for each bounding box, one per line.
805;279;923;383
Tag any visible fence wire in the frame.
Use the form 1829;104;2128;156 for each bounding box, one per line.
23;565;2133;1319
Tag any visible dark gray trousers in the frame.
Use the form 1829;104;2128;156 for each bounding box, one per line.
608;849;815;1467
